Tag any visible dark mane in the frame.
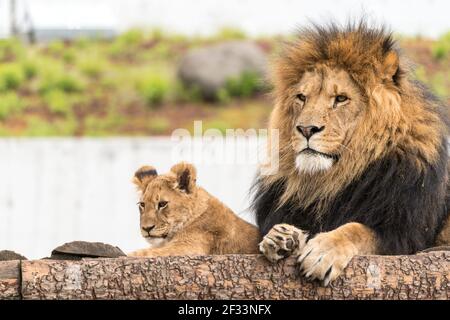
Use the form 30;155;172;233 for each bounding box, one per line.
252;135;449;254
252;21;450;254
275;20;407;94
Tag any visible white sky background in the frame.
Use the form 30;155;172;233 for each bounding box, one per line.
0;0;449;38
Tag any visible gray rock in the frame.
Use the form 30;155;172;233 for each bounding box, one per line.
177;41;267;99
0;250;27;261
50;241;126;260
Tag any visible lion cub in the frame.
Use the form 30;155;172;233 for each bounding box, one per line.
128;162;261;257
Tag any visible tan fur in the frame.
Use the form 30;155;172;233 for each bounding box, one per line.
262;29;445;216
298;222;376;285
261;222;376;285
258;24;449;285
128;162;261;257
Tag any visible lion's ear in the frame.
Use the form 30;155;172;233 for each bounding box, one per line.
170;162;197;193
382;51;400;82
133;166;158;192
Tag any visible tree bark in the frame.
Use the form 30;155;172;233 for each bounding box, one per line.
20;251;449;300
0;261;21;300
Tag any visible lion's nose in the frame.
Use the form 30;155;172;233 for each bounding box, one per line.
142;226;155;234
296;125;325;139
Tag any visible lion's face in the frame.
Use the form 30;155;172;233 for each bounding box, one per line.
132;163;197;247
290;66;366;174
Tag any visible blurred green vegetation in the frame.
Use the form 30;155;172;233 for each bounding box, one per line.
0;38;24;61
136;73;171;106
433;32;450;60
148;116;171;134
0;63;25;91
0;92;24;120
0;28;448;136
214;27;247;40
225;71;265;99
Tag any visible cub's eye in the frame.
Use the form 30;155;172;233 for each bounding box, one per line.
158;201;168;209
137;202;145;211
296;93;306;102
335;95;348;103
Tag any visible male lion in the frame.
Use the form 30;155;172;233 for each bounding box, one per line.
252;22;450;286
128;162;261;257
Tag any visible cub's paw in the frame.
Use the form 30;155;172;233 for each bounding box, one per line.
297;231;357;286
259;224;308;263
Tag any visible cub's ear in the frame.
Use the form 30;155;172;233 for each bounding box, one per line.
382;50;400;82
133;165;158;192
170;162;197;193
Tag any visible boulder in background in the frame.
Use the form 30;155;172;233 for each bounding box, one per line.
177;41;267;100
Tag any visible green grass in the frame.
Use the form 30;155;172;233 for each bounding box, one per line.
430;73;449;98
173;82;202;103
78;57;107;79
0;38;24;62
21;59;38;79
47;40;65;56
84;110;124;136
0;92;25;120
216;88;231;104
38;70;85;94
414;65;428;82
225;71;264;98
202;119;233;134
148;117;170;134
433;32;450;60
43;90;77;115
0;63;25;91
136;73;171;107
109;28;146;59
24;115;78;136
0;28;447;136
215;27;247;40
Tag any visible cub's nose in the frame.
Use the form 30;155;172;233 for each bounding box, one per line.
142;226;155;234
296;125;325;139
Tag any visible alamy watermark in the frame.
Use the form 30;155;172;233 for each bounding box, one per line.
170;121;279;175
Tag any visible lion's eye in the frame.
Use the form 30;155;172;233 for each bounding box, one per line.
335;95;348;103
158;201;168;209
138;202;145;211
296;93;307;102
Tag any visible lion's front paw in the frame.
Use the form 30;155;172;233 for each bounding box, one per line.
297;231;357;286
259;224;308;263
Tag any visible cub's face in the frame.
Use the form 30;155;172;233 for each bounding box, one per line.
290;66;365;174
133;163;197;246
138;179;193;243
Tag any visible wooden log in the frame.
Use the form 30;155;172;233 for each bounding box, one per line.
0;261;21;299
20;251;449;300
